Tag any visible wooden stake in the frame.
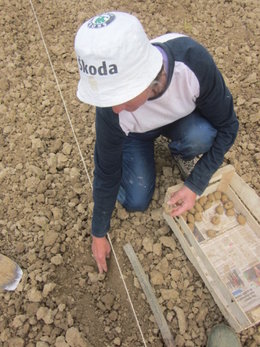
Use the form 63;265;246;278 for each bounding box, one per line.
124;243;175;347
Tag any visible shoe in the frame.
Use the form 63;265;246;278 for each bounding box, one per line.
172;155;198;180
206;324;242;347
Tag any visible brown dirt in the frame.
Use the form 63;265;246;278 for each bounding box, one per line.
0;0;259;346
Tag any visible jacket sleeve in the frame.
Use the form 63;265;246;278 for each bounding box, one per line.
183;43;239;195
92;107;126;237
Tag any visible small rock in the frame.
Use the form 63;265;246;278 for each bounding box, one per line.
151;208;162;221
113;337;121;346
65;327;88;347
7;337;25;347
159;236;176;250
153;243;162;256
36;307;54;324
253;332;260;344
88;272;105;283
51;254;63;265
156;257;169;274
43;283;56;297
50;139;63;153
175;334;185;347
197;306;208;323
162;166;172;177
117;208;129;220
150;270;164;286
171;269;181;281
62;143;72;155
57;153;68;169
58;304;66;312
36;342;49;347
244;72;257;83
174;306;187;334
11;315;27;328
160;289;179;301
51;207;63;220
249;112;260;123
142;237;153;253
47;153;57;173
55;336;69;347
101;293;115;310
27;287;43;303
44;231;59;246
70;167;80;179
0;77;10;91
109;311;118;321
34;216;49;227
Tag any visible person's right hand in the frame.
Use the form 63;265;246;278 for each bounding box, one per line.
91;235;111;274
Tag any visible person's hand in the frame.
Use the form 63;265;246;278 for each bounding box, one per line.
168;185;197;217
92;236;111;274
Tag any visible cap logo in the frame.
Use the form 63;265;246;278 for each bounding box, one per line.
78;58;118;76
87;13;115;29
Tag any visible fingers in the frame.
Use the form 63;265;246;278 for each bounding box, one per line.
93;251;108;274
171;203;187;217
96;258;108;274
91;236;111;274
168;191;182;206
167;186;197;217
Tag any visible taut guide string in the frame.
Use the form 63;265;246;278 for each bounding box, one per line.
29;1;147;346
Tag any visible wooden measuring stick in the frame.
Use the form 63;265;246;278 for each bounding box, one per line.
124;243;175;347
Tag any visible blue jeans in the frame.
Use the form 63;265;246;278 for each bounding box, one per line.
117;110;217;211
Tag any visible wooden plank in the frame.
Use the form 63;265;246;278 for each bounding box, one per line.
230;172;260;223
163;165;260;332
178;216;250;328
226;185;260;236
123;243;175;347
164;213;243;332
208;165;235;186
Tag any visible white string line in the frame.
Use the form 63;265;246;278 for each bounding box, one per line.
107;234;147;347
29;2;147;346
29;1;92;190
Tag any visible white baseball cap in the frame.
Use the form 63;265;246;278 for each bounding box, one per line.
74;12;163;107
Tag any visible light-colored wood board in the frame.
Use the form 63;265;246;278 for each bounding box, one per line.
208;165;235;186
230;172;260;223
123;243;176;347
164;213;244;332
176;216;252;327
226;185;260;235
164;165;260;331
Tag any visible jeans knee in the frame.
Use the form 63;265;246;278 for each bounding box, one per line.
169;125;217;158
124;197;150;212
117;185;154;212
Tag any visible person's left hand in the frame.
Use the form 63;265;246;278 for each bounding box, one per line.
167;185;197;217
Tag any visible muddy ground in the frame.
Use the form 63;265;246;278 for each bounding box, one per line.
0;0;260;346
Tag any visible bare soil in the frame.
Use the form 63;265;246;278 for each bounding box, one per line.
0;0;259;346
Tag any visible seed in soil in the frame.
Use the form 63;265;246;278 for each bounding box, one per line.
194;212;202;222
221;193;229;202
187;213;195;224
211;216;221;225
237;214;246;225
224;201;234;210
226;208;235;216
215;204;224;215
207;230;217;238
214;191;222;200
199;196;207;206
